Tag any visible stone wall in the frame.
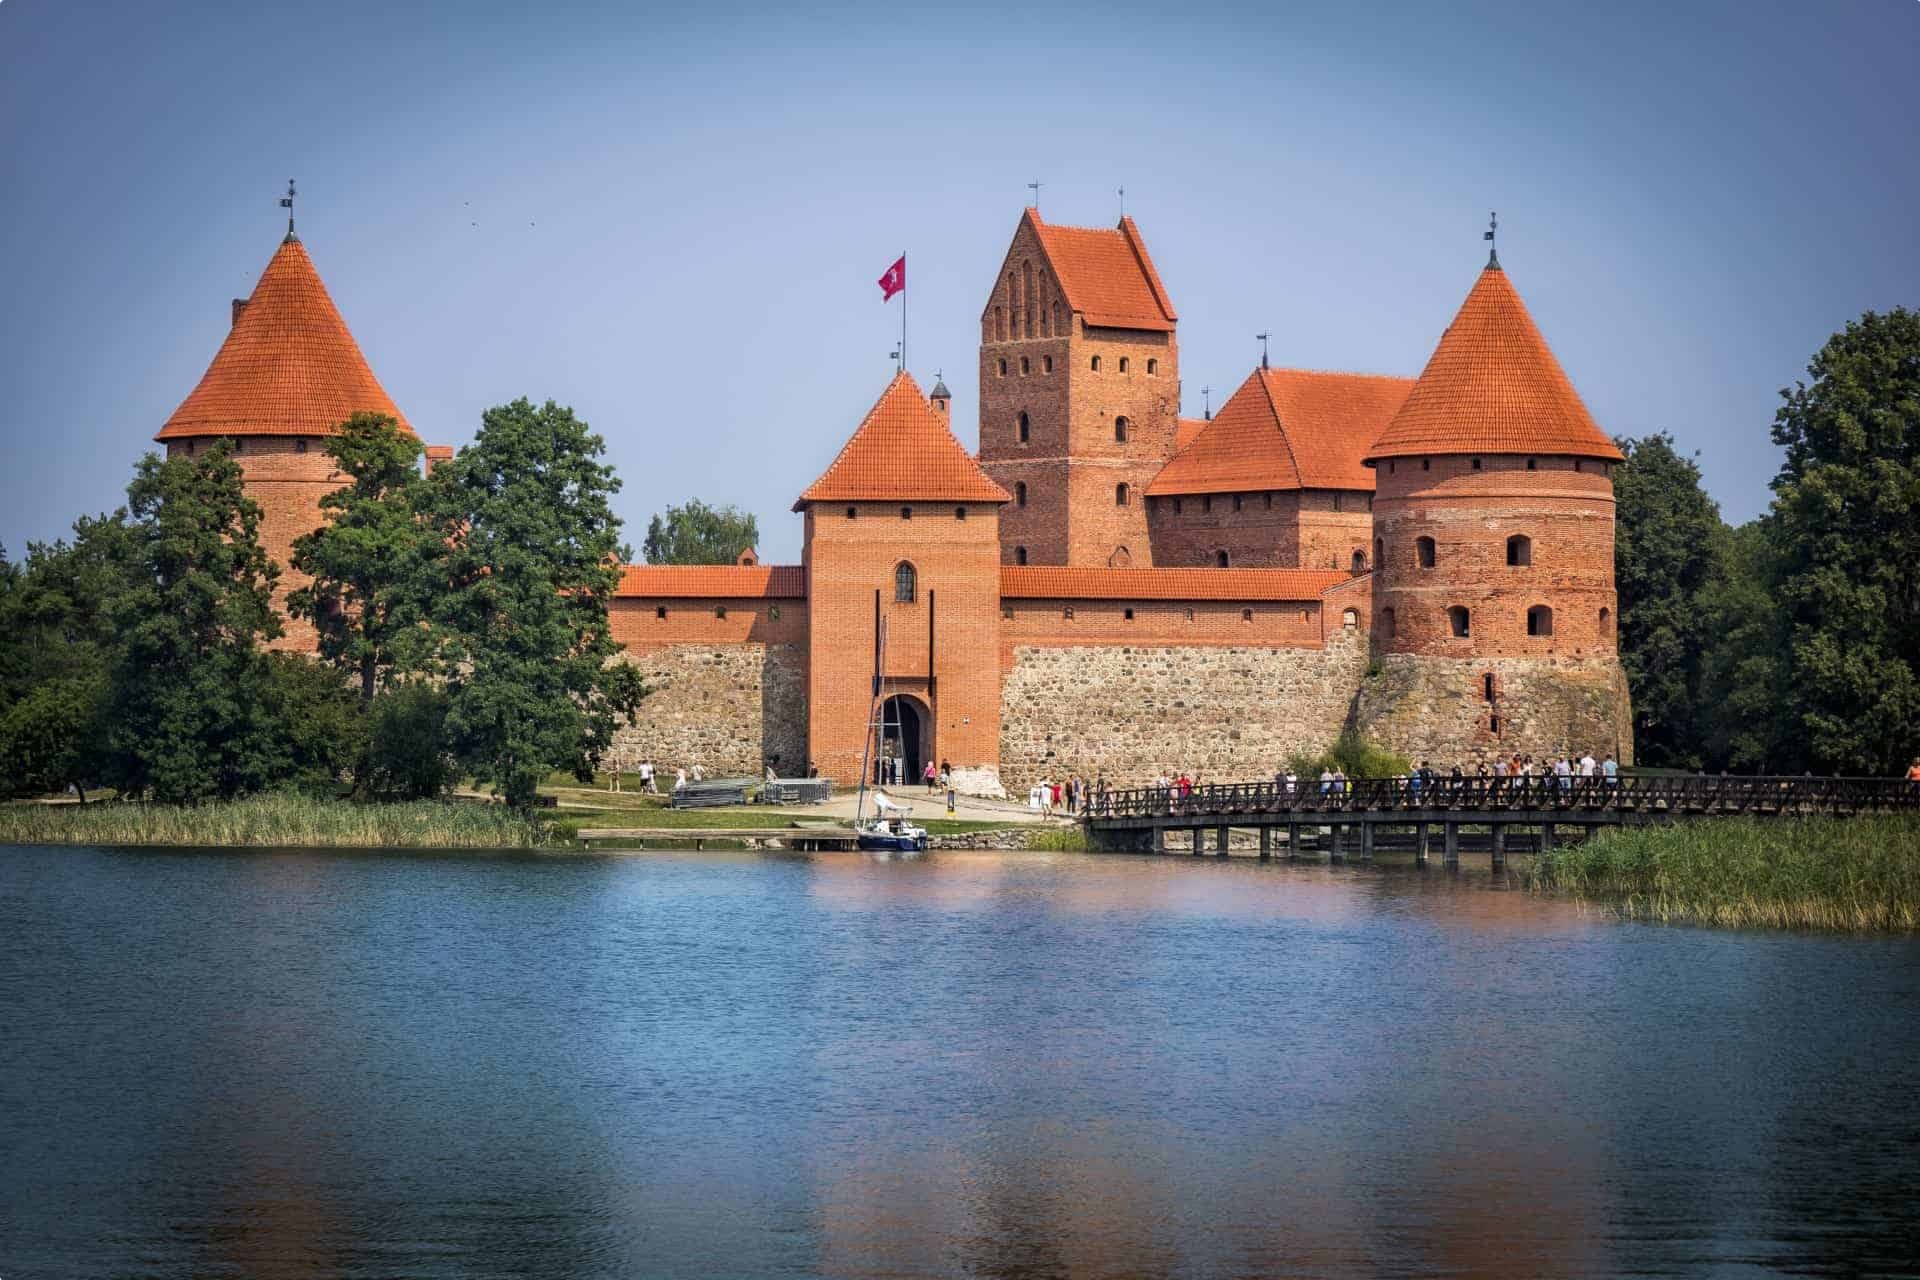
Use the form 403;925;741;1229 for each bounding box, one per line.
611;643;808;778
1353;652;1633;769
997;625;1369;790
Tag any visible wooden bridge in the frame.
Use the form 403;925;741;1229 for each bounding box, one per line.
1085;775;1920;866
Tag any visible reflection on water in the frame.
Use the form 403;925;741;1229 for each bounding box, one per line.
2;846;1917;1278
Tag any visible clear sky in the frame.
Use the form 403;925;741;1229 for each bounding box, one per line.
3;0;1915;563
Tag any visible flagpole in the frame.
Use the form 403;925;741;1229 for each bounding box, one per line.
900;250;908;373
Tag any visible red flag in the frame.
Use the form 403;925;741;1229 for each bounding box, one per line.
877;255;905;301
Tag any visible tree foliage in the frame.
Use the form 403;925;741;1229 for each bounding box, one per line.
642;498;759;565
422;399;645;809
288;413;439;702
1768;308;1920;773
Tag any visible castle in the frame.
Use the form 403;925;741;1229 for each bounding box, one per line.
155;207;1633;794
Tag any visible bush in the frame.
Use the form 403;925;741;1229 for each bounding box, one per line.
1286;730;1411;780
360;683;454;800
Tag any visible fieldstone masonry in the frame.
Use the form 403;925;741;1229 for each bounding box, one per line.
612;644;808;778
1354;653;1633;768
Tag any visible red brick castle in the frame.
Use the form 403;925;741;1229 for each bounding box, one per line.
157;207;1632;794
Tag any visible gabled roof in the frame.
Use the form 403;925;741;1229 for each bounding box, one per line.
794;372;1011;509
616;565;806;598
1148;368;1413;496
157;237;411;441
1027;210;1177;331
1365;264;1622;463
1002;566;1351;602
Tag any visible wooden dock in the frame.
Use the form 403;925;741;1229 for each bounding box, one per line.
576;826;859;851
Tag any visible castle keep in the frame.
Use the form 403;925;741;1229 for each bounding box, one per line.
157;208;1633;793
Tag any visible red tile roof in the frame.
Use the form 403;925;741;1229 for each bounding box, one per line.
1028;211;1177;331
157;238;411;441
1148;368;1413;496
616;565;806;598
1002;566;1351;602
1174;417;1208;451
794;372;1011;509
1365;265;1622;463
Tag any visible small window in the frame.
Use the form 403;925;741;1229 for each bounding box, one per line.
1114;416;1129;443
1020;356;1030;375
1471;457;1482;470
715;606;728;619
1490;715;1501;735
1203;495;1213;513
998;359;1007;377
1374;537;1384;568
655;606;667;620
769;606;781;620
1183;608;1194;621
232;439;245;454
1174;498;1183;515
1216;550;1230;568
1448;606;1470;638
1043;355;1053;373
955;506;967;520
846;506;857;519
1015;546;1028;565
1115;483;1129;506
1064;606;1075;620
1124;608;1135;621
1091;355;1102;372
1527;604;1554;636
1342;608;1358;628
1147;358;1158;374
1264;493;1273;510
1600;606;1612;636
1416;536;1436;569
1507;534;1532;566
900;506;912;520
1241;608;1254;622
1421;458;1430;471
294;439;308;454
1388;460;1395;474
1352;550;1367;572
1018;412;1030;443
1380;607;1397;638
1527;458;1538;471
895;561;917;603
1333;493;1342;512
1574;459;1584;473
1001;606;1013;619
1232;494;1243;512
1118;357;1130;373
1483;673;1496;701
1016;482;1028;508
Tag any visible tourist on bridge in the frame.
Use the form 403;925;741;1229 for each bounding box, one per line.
1604;754;1620;786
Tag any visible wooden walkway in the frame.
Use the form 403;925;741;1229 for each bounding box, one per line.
1084;775;1920;866
577;826;858;851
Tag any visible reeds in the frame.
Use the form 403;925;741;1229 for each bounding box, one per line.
1526;816;1920;930
0;792;552;849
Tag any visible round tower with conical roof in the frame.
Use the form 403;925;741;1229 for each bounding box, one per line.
1356;256;1633;764
156;230;415;650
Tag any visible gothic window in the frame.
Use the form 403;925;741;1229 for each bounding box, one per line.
1147;358;1158;374
1016;482;1028;508
1043;356;1053;372
998;358;1007;376
1021;356;1030;374
1114;416;1129;443
1507;534;1532;566
1352;550;1367;572
1054;302;1065;332
1118;357;1130;373
1416;536;1436;569
1343;608;1358;628
1216;550;1230;567
1015;546;1028;565
1109;546;1132;567
1091;355;1102;372
1448;606;1471;637
995;307;1006;342
1600;606;1612;636
895;561;917;603
1115;483;1129;506
1018;412;1030;443
1527;604;1554;636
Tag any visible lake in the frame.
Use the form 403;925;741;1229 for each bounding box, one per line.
3;845;1917;1278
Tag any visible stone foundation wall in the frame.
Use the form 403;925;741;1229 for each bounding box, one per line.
997;627;1368;791
611;643;807;778
1352;652;1633;769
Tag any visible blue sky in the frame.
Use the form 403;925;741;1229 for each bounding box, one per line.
3;0;1915;562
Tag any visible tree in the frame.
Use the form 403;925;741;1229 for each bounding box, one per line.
422;399;645;809
1768;308;1920;773
1697;519;1793;771
288;413;440;702
1613;433;1729;769
360;682;455;800
642;499;758;565
98;443;291;802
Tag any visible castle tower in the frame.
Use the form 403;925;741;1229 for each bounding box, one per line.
155;227;413;650
1357;254;1633;762
977;209;1178;569
795;372;1011;794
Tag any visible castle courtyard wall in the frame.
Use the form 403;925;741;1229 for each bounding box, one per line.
1353;652;1634;769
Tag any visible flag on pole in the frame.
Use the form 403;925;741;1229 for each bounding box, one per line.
878;255;905;301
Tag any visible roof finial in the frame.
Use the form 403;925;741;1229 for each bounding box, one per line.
1484;210;1498;268
1027;180;1042;212
1201;385;1213;420
1117;185;1125;218
280;178;298;243
1256;331;1270;370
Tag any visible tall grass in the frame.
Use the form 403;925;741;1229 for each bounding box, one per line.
0;792;552;849
1526;816;1920;930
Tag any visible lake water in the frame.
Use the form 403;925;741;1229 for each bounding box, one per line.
3;845;1918;1279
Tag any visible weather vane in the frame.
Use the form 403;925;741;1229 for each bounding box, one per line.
1256;332;1270;370
1027;180;1043;211
280;178;298;241
1201;384;1213;420
1485;210;1498;267
1117;185;1125;217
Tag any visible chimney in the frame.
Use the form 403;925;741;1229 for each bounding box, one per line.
424;444;454;477
230;298;249;329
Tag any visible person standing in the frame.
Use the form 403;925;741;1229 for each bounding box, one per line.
640;759;657;794
923;759;937;793
1603;753;1620;787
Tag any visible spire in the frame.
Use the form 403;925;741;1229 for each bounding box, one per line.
793;371;1008;509
1484;210;1498;270
157;235;411;442
280;178;298;244
1364;263;1621;463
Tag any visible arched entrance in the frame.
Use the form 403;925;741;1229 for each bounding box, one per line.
874;694;930;786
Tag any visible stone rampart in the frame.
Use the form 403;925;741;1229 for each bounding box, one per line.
1353;652;1633;768
611;643;808;779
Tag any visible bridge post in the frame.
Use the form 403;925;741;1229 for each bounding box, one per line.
1329;823;1345;862
1415;822;1429;867
1151;824;1167;854
1258;827;1272;860
1288;823;1302;860
1215;825;1230;858
1444;822;1460;868
1490;823;1506;871
1541;822;1556;851
1360;821;1375;860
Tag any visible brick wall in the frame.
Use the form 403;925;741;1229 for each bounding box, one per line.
607;597;808;653
1145;488;1375;571
999;595;1328;664
609;643;808;779
998;623;1369;790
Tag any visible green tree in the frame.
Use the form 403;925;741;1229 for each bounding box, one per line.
1613;433;1729;769
288;413;440;702
99;443;290;802
1697;519;1793;771
423;398;645;809
1768;308;1920;773
642;498;759;565
361;682;456;800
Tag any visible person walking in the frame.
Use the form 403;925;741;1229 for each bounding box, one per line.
924;759;938;793
640;759;658;794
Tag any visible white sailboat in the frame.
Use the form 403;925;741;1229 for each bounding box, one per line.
854;617;928;854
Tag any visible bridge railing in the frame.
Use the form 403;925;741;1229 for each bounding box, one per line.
1088;775;1920;822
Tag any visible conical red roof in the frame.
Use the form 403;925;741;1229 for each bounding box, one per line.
1365;264;1620;463
156;237;411;441
793;372;1010;509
